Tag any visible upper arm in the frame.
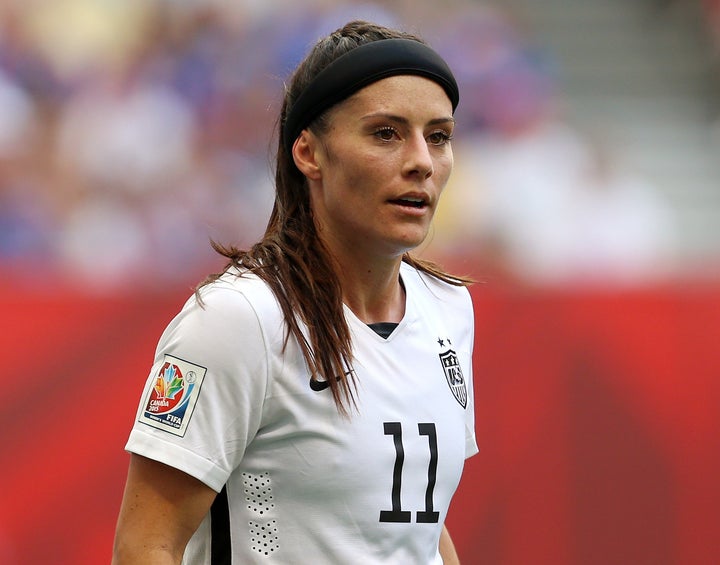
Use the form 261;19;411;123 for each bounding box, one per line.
112;454;218;565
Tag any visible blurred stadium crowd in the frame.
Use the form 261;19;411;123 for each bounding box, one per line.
0;0;718;292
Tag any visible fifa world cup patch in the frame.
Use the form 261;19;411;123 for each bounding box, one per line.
439;349;467;409
138;354;207;436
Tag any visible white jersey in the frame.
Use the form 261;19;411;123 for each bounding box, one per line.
126;261;478;564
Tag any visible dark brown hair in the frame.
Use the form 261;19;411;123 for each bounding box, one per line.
198;20;472;415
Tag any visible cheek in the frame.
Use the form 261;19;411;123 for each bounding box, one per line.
343;162;374;191
322;137;368;186
334;152;387;195
435;154;454;190
318;162;373;219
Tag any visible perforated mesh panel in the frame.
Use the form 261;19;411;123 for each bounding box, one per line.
243;472;279;556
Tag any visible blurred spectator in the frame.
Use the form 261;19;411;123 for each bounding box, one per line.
56;75;196;194
57;193;149;288
0;65;59;279
430;5;677;286
0;68;35;157
0;0;688;290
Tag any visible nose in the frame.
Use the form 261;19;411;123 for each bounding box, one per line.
402;132;433;179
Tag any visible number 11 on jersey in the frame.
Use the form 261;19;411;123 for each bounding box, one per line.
379;422;440;524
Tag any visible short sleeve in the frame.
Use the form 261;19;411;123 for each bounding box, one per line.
464;288;479;459
464;362;479;458
125;283;271;492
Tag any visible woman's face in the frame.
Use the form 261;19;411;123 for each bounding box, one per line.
305;75;455;260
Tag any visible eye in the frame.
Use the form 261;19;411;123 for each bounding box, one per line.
427;130;453;146
374;126;399;142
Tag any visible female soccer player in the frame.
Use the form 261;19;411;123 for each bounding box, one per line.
112;19;478;564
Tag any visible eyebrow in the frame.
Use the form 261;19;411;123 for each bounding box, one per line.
360;112;455;127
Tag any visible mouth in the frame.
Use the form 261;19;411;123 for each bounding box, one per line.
389;196;428;209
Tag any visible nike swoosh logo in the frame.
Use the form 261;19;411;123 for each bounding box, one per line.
309;371;352;392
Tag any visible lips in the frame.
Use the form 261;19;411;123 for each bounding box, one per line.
389;195;428;209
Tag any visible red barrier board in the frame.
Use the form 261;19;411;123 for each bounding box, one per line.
1;285;718;564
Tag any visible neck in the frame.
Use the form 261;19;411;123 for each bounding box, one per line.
334;253;406;325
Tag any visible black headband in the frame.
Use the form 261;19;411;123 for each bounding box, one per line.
282;38;459;153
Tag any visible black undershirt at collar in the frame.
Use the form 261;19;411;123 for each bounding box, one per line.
367;322;398;339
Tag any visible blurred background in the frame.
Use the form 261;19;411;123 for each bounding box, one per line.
1;0;719;563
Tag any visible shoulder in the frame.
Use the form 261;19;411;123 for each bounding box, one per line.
168;269;285;345
197;268;280;315
400;261;472;307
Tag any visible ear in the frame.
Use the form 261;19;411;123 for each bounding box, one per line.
291;129;323;181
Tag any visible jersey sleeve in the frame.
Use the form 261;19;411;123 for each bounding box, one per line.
464;364;479;459
125;282;271;492
463;287;479;459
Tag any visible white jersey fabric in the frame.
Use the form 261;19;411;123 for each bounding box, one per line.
126;261;478;564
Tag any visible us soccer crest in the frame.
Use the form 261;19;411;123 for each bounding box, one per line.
138;354;207;436
439;349;467;408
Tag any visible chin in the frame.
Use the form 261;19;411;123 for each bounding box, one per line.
386;232;429;255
